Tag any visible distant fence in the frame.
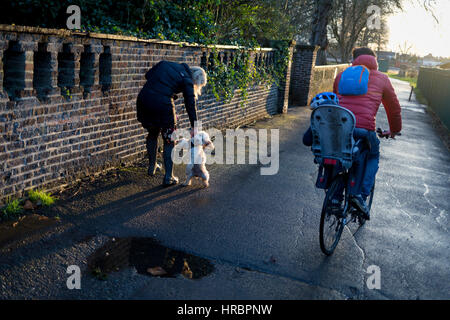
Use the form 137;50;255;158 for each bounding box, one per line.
417;67;450;129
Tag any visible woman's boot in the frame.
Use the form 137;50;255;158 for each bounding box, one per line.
146;137;161;176
162;144;179;186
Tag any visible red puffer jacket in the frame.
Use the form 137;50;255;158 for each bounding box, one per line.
333;55;402;133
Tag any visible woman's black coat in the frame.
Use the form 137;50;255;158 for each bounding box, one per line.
136;61;198;128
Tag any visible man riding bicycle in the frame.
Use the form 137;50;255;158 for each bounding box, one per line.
304;47;402;220
333;47;402;218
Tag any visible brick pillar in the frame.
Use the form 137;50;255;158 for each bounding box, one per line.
276;40;295;114
91;41;103;91
289;45;319;106
48;50;59;96
72;43;83;96
24;51;35;98
21;38;38;99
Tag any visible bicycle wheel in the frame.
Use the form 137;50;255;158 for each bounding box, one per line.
319;174;346;256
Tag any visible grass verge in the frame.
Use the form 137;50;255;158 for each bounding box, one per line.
387;73;417;86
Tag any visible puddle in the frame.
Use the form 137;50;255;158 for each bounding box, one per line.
0;214;57;247
87;237;214;280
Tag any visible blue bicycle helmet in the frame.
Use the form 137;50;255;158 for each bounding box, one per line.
310;92;339;109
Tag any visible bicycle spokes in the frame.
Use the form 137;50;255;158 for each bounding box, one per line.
320;176;346;256
323;211;343;248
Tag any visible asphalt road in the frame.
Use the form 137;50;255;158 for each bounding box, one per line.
0;78;449;299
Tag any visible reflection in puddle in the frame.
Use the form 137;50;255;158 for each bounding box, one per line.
87;237;214;280
0;214;56;247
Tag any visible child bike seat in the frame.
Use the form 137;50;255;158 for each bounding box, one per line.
310;104;356;169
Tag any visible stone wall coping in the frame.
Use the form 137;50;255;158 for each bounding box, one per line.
0;24;275;52
314;64;350;70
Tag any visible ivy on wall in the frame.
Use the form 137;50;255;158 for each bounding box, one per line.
3;0;292;107
205;41;291;105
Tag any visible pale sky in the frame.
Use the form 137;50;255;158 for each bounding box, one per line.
386;0;450;57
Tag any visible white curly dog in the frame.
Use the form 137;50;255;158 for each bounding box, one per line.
176;131;214;188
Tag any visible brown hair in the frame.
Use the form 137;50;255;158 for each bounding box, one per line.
352;47;376;59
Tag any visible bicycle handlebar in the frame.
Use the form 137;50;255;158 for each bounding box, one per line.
376;128;401;139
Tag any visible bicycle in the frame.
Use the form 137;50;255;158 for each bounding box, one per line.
309;104;397;256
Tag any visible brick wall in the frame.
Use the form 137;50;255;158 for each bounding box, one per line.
0;25;284;202
289;45;319;106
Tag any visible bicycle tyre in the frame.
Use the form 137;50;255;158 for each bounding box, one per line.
319;174;346;256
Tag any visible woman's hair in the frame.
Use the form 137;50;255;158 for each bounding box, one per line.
352;47;376;59
190;66;207;99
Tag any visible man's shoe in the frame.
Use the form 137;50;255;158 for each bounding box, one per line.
351;195;370;220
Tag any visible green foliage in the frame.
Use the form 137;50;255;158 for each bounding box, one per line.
28;189;56;206
61;87;72;100
1;198;24;220
2;0;219;44
2;1;300;45
92;267;108;281
2;1;293;105
206;42;290;105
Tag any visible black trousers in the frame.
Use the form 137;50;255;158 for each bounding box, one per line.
146;126;176;146
146;126;178;181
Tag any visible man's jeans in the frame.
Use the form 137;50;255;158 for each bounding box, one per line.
353;128;380;199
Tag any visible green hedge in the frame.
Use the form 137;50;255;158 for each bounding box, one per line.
2;0;217;44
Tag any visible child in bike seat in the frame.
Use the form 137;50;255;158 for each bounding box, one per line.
302;92;339;147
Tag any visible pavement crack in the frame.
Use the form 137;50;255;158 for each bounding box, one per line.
423;180;448;232
344;225;367;297
385;180;418;225
423;183;438;212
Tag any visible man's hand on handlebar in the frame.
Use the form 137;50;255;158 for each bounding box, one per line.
377;128;401;139
390;131;401;139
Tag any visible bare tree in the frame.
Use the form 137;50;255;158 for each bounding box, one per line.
358;17;389;55
310;0;334;65
419;0;438;22
398;41;413;56
329;0;401;62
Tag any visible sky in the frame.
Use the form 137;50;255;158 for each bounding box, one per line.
385;0;450;58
